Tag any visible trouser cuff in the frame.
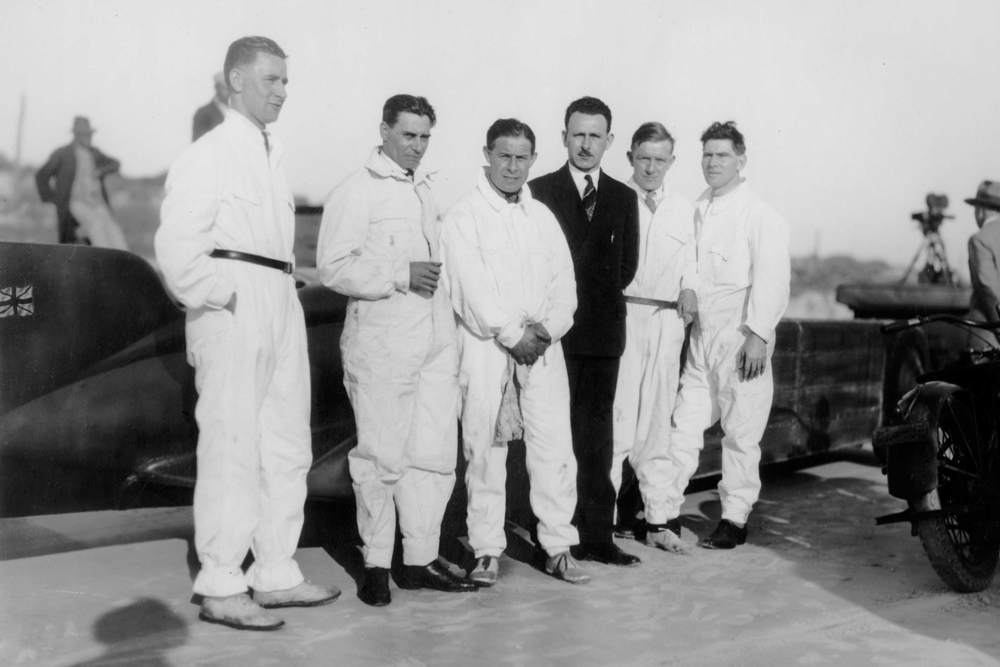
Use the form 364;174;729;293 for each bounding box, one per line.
246;558;305;593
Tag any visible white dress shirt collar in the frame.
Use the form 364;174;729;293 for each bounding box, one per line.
567;162;601;199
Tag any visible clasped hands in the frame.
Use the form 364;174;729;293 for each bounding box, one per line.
507;322;551;366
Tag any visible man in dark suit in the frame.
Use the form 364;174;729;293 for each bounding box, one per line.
35;116;121;245
191;72;228;141
529;96;641;566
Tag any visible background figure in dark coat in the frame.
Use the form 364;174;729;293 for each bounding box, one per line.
529;96;640;566
191;72;228;142
35;116;121;245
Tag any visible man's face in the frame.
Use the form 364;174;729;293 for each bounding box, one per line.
483;134;536;195
72;131;93;148
628;140;675;192
701;139;746;192
563;112;613;172
380;112;432;172
230;52;287;128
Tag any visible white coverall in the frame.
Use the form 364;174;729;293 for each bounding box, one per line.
440;172;579;559
664;181;789;525
155;111;311;597
317;148;459;569
612;180;695;524
69;145;128;250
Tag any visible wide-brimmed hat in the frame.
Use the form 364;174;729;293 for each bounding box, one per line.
964;180;1000;212
71;116;94;135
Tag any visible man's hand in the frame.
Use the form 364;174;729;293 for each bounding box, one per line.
676;288;698;326
409;261;441;297
736;331;767;381
508;326;548;366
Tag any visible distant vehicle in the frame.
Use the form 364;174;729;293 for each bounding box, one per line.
0;241;885;518
875;313;1000;592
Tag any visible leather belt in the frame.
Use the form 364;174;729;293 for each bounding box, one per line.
624;295;677;309
210;249;293;275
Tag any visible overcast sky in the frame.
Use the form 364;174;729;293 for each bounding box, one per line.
4;0;999;274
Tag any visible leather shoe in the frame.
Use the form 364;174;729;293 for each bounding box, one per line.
545;551;591;584
358;567;391;607
645;520;691;554
253;580;341;609
199;593;284;631
613;520;647;542
397;559;478;592
571;542;641;566
699;519;748;549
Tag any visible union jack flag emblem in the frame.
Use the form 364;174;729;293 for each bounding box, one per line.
0;285;33;318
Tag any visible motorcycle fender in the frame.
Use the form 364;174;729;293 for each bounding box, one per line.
880;381;963;500
882;423;938;500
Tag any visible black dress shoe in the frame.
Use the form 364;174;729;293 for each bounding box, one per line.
699;519;748;549
358;567;391;607
397;560;478;592
571;542;641;566
613;520;647;541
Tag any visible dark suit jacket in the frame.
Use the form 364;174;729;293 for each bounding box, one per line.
529;163;639;357
192;100;226;142
34;143;120;243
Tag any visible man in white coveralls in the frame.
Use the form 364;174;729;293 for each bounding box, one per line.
155;36;340;631
317;94;477;607
611;122;697;553
441;118;591;586
661;121;790;550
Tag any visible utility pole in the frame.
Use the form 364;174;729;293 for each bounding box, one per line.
14;94;26;168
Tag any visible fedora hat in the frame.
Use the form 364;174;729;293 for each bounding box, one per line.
71;116;94;135
964;180;1000;212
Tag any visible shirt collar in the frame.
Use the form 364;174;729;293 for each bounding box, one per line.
983;212;1000;228
627;177;666;201
365;147;435;185
225;109;276;152
696;178;748;207
568;162;601;196
477;169;529;211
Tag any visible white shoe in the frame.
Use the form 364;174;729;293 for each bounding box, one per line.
545;551;591;584
199;593;284;631
646;526;692;554
468;556;500;587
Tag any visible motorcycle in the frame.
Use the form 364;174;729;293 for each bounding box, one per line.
875;314;1000;592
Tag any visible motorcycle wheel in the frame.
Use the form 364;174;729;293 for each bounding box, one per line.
909;395;1000;593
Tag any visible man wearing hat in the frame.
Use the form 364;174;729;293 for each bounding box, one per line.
965;180;1000;329
192;72;229;142
35;116;127;248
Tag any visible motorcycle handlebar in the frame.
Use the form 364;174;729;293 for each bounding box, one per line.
881;314;1000;335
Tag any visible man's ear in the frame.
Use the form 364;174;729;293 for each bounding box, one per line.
737;153;748;172
626;150;634;166
379;121;390;143
228;68;243;94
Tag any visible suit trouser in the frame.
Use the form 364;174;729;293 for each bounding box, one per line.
460;337;579;559
343;322;459;569
663;310;774;525
565;354;619;544
612;305;686;524
189;265;312;598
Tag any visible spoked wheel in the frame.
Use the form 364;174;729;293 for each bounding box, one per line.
910;394;1000;592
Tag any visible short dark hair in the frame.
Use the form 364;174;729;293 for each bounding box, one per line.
564;96;612;132
486;118;536;153
700;121;746;155
630;122;674;150
223;36;286;91
382;94;436;127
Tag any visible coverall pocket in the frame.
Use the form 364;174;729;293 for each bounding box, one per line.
707;245;748;287
185;307;234;362
369;217;416;259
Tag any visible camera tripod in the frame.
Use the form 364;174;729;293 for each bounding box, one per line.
900;229;955;286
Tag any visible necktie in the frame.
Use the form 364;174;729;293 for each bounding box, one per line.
261;130;271;155
644;190;658;214
583;174;597;221
405;169;414;180
504;190;521;204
